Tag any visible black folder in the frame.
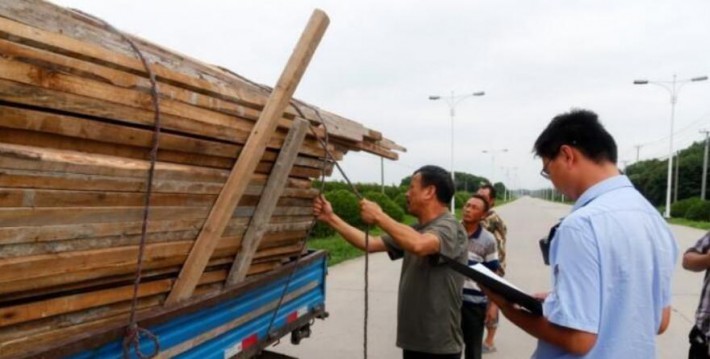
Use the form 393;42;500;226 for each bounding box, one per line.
441;255;543;316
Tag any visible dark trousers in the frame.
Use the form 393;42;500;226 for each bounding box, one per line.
690;325;710;359
402;350;460;359
461;302;486;359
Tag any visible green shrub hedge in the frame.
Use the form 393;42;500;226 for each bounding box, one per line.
686;200;710;222
671;197;704;218
394;193;408;213
454;191;471;210
364;191;405;222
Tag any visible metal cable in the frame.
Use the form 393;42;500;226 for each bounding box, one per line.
116;34;162;359
70;9;163;358
293;104;371;359
262;101;371;359
262;103;331;344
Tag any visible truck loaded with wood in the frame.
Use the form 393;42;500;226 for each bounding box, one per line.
0;1;404;358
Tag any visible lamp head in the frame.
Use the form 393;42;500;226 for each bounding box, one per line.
429;95;441;100
633;80;649;85
473;91;485;96
692;76;708;82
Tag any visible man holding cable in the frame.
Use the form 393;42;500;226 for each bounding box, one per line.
313;165;468;359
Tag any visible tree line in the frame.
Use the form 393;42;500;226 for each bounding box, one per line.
311;171;508;238
626;141;710;218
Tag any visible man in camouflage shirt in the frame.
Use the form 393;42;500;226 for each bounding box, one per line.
477;183;508;353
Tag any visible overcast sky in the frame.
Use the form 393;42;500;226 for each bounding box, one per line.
50;0;710;190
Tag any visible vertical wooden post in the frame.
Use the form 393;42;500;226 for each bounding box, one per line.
226;118;309;286
165;10;329;305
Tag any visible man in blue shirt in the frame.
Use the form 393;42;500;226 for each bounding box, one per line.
483;109;678;358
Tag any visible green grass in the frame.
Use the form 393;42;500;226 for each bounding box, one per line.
667;217;710;230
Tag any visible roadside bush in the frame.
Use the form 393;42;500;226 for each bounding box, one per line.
365;191;405;222
312;190;362;238
686;200;710;222
671;197;704;218
454;191;471;210
311;219;335;238
312;180;350;192
384;186;404;201
394;193;408;213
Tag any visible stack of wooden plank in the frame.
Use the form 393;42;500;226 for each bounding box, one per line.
0;0;404;357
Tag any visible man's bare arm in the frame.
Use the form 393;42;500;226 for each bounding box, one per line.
360;199;440;256
683;251;710;272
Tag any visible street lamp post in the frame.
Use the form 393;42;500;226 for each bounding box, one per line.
633;74;708;218
701;129;710;200
482;148;508;184
429;91;485;212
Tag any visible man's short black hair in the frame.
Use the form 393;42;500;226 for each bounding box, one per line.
414;165;454;206
533;109;617;163
469;193;490;213
478;183;496;202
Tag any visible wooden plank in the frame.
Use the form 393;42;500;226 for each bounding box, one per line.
0;205;311;228
0;37;334;150
0;78;342;164
0;252;280;306
227;118;309;285
165;10;329;304
0;215;313;245
0;4;404;156
0;272;233;349
0;8;271;111
0;78;343;161
0;5;359;143
0;297;158;342
0;167;314;195
0;220;313;258
0;275;284;359
0;126;330;173
0;231;305;294
0;142;227;182
0;142;319;190
0;104;332;163
0;188;312;209
0;57;263;137
0;279;174;328
2;252;325;359
0;299;160;358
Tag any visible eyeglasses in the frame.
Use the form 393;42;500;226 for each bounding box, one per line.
540;160;552;179
539;143;575;179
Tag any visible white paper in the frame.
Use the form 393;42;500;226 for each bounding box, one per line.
470;263;525;293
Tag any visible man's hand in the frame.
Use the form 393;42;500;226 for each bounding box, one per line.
478;283;514;319
360;199;385;225
313;195;335;223
533;292;550;302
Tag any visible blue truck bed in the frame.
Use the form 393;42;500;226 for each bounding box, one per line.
31;250;328;359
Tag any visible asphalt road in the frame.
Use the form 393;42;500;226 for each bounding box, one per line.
271;196;704;358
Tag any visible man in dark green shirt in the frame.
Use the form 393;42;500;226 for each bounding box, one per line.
314;165;468;358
